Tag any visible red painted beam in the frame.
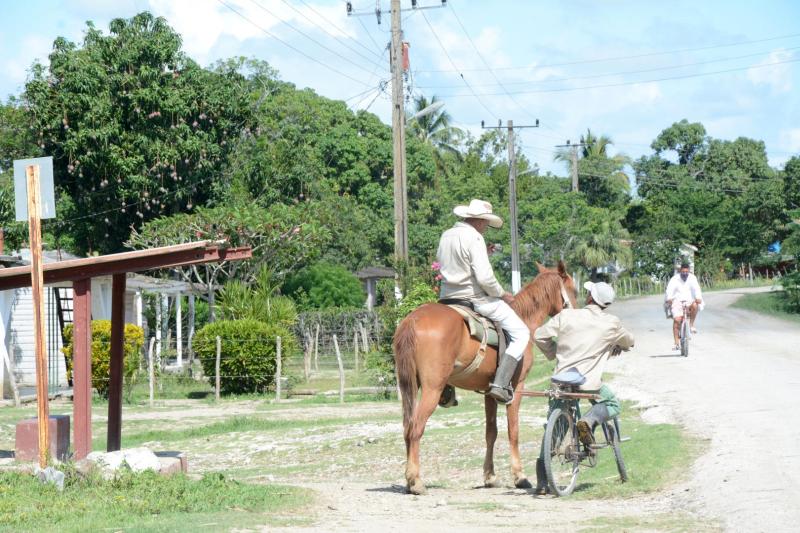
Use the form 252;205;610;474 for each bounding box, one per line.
0;242;252;291
72;278;92;459
106;274;126;452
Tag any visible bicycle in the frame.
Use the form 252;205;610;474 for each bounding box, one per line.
521;373;629;496
678;302;691;357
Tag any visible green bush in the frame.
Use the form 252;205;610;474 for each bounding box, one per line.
62;321;145;398
194;319;295;394
782;270;800;313
283;262;364;310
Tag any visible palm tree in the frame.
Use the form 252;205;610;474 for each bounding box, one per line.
554;129;631;205
574;220;633;281
407;95;463;175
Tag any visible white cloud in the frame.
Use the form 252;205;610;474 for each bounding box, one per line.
747;48;794;93
780;128;800;152
1;35;53;96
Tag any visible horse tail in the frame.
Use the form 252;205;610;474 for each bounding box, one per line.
393;315;418;438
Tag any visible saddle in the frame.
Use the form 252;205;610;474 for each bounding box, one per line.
440;299;508;381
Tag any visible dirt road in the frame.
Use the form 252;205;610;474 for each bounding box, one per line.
609;287;800;532
265;287;800;533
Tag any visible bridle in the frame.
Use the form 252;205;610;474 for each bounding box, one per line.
559;279;574;309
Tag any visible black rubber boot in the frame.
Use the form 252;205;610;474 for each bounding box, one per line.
576;403;610;449
535;458;549;495
487;353;520;404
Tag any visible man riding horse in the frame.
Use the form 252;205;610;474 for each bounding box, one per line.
436;199;530;404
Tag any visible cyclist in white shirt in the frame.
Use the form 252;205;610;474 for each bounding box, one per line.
665;261;703;350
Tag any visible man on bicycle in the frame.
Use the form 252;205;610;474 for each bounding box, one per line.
533;281;634;493
665;261;703;351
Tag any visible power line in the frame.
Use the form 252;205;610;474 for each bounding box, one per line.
295;0;385;58
415;31;800;73
434;57;800;96
215;0;372;88
276;0;386;66
248;0;382;76
417;46;800;89
418;9;499;120
357;15;385;53
447;0;539;125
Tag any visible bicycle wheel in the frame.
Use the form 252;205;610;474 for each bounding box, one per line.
680;318;689;357
543;407;580;496
608;419;628;482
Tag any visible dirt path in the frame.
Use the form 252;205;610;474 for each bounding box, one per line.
608;287;800;532
262;287;799;533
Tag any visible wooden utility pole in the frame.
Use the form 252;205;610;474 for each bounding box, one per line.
556;140;588;192
481;118;539;294
26;164;49;467
390;0;408;261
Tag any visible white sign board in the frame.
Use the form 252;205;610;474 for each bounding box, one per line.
13;156;56;221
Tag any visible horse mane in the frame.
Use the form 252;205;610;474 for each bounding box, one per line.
511;271;564;322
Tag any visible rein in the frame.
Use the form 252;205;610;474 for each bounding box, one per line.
559;280;573;309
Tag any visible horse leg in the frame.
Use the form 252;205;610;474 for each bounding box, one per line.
506;380;532;489
483;396;499;487
405;386;442;495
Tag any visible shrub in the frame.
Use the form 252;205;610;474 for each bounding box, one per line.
62;321;145;398
283;262;364;310
782;270;800;313
193;319;295;394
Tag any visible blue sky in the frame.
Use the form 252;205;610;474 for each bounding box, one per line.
1;0;799;173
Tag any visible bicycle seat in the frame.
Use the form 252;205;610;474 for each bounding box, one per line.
551;368;587;386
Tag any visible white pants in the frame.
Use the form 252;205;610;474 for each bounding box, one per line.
474;299;531;361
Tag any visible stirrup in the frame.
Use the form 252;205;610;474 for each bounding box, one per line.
487;384;514;405
438;384;458;408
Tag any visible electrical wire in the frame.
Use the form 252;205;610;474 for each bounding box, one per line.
415;31;800;73
434;57;800;96
418;9;499;120
215;0;373;88
296;0;385;58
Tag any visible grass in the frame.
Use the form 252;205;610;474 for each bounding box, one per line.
0;469;312;533
731;290;800;324
580;513;721;532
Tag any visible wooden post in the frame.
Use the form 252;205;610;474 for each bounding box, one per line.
175;294;182;366
72;278;92;459
353;330;359;373
314;323;320;372
107;273;126;452
215;335;221;401
26;164;49;467
333;334;344;404
147;337;156;408
360;323;369;354
187;294;195;363
155;295;162;367
303;330;311;382
275;336;282;402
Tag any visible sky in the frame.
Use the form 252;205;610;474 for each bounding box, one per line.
1;0;799;174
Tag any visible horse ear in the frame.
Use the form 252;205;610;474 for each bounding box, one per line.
557;260;568;279
536;262;546;273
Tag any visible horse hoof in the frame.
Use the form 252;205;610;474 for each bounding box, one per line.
408;481;427;495
514;477;533;489
484;474;498;488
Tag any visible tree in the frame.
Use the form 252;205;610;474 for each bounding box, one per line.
127;202;329;319
650;119;706;165
407;95;463;176
23;12;254;254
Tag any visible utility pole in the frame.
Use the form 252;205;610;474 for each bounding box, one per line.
482;118;539;294
348;1;446;265
390;0;408;261
555;140;588;192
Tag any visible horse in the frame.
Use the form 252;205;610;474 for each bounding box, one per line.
393;261;578;495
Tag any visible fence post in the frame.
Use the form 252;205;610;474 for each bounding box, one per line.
359;322;369;353
333;334;344;404
353;330;359;373
314;323;320;372
147;337;156;408
215;336;221;402
303;330;311;382
275;336;282;402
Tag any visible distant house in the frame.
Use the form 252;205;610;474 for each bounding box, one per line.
1;250;195;400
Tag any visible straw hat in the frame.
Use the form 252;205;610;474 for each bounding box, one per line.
453;199;503;228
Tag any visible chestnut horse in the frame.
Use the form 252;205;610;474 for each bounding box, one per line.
393;262;578;494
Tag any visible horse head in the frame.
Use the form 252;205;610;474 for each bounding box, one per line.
529;260;579;315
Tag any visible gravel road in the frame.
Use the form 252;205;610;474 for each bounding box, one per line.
609;287;800;532
268;287;799;532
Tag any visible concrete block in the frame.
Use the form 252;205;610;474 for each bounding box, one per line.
15;415;70;462
154;451;188;474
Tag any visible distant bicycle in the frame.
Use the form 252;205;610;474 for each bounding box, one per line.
522;373;629;496
678;302;691;357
